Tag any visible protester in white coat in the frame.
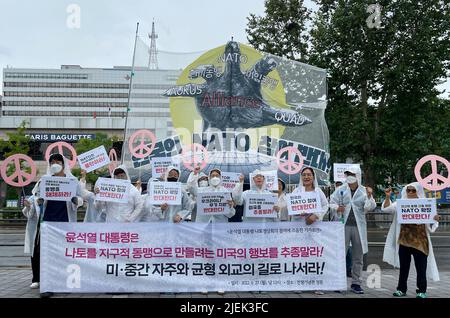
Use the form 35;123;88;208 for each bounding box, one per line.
79;170;105;223
233;170;280;222
276;178;289;222
382;182;440;298
147;166;194;223
329;166;376;294
291;167;329;224
22;154;83;290
186;167;209;222
94;165;144;222
193;168;235;223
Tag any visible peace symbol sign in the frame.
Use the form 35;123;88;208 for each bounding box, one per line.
276;146;304;175
45;142;78;169
0;154;37;187
128;130;156;159
108;149;119;176
415;155;450;191
181;143;209;171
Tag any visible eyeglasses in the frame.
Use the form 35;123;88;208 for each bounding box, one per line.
406;188;417;193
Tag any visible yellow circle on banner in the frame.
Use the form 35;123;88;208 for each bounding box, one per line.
169;42;289;146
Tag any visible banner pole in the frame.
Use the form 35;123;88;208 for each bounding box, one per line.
121;22;140;165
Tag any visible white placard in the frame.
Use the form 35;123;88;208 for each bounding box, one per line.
151;157;180;179
148;182;182;205
396;198;437;224
77;145;110;173
250;170;278;191
221;172;241;191
95;177;130;204
333;164;360;182
245;193;278;218
197;192;232;216
39;176;78;202
286;192;321;216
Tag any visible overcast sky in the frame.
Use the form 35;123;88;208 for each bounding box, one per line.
0;0;448;97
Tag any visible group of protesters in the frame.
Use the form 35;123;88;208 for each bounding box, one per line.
22;153;441;298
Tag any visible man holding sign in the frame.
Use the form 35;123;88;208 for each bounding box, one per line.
382;183;440;298
233;170;280;222
94;165;144;222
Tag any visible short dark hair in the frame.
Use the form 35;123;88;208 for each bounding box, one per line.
209;169;221;176
48;153;64;165
113;168;126;176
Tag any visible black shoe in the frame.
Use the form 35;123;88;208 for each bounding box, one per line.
350;284;364;294
40;292;54;298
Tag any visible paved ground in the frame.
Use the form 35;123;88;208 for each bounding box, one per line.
1;267;450;298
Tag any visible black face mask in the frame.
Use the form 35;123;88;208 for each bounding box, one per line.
167;177;178;182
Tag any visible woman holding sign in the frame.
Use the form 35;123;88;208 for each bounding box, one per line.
291;167;329;224
232;170;280;222
382;183;440;298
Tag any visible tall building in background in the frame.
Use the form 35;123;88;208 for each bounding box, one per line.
0;65;181;142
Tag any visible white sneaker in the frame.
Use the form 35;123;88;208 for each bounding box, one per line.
30;282;40;289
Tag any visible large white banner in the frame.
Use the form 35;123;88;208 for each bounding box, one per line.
40;222;346;293
396;198;437;224
39;176;78;202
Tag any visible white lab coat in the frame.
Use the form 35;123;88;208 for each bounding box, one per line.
22;194;41;256
94;164;144;222
278;192;289;221
329;183;376;254
381;183;440;281
79;179;105;223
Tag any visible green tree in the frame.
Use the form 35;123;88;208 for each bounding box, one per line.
247;0;450;186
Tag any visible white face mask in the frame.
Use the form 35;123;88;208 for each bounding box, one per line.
210;177;221;187
199;180;209;187
50;163;63;175
346;176;357;184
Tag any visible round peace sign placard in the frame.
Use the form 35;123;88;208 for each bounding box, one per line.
0;154;37;187
108;149;119;176
45;142;78;169
414;155;450;191
128;129;156;159
181;143;209;171
276;147;304;175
